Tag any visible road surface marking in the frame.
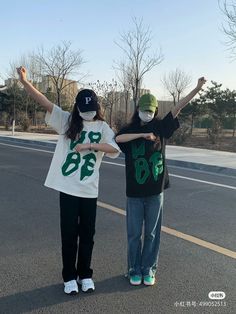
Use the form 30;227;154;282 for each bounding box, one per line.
0;142;235;190
97;201;236;260
1;142;235;259
0;142;53;153
101;161;236;190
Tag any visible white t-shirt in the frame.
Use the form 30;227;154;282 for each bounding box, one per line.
44;104;120;198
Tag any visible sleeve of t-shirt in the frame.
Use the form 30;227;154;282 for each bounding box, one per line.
160;111;180;139
101;122;121;159
45;104;70;135
115;126;133;153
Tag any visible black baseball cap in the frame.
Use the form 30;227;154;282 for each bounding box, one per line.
75;89;98;112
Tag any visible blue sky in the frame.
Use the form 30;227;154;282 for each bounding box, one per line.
0;0;234;99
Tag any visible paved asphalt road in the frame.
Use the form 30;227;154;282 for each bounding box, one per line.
0;141;235;314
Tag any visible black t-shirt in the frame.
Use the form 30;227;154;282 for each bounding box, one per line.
116;112;179;197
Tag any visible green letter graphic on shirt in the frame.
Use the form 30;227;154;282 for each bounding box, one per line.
132;142;145;159
81;153;96;180
88;132;101;143
70;131;87;150
149;152;163;181
62;152;81;176
131;141;163;184
134;158;150;184
132;142;149;184
61;132;100;179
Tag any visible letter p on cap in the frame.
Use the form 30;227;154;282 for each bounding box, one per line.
85;97;92;104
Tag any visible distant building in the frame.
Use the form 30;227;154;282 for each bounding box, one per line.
106;88;173;121
4;75;79;107
139;88;151;97
157;100;173;118
37;75;78;106
109;88;151;115
5;78;22;89
107;91;132;115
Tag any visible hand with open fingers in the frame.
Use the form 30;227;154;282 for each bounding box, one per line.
143;132;157;141
197;77;207;89
74;143;90;153
16;66;27;83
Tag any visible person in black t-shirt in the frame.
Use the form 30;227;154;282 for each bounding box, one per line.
116;77;206;286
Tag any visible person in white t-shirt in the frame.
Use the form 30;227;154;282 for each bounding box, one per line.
17;66;120;295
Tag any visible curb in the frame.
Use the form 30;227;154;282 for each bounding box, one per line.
166;159;236;177
0;136;56;149
0;136;236;177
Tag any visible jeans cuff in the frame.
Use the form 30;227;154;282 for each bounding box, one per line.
142;267;157;277
128;268;142;277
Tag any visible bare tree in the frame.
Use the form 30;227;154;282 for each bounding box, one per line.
115;18;163;107
114;60;132;121
6;62;24;127
7;56;43;126
161;68;192;106
34;41;85;106
89;79;120;126
221;0;236;58
24;54;44;125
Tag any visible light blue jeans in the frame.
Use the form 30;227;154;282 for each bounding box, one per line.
126;193;164;277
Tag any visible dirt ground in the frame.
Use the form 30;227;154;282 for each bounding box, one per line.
178;135;236;153
169;128;236;153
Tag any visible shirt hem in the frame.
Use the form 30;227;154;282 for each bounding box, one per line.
44;183;98;198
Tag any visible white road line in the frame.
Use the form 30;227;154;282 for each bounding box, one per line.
1;141;235;259
168;164;236;179
102;160;124;167
0;142;53;153
115;157;236;180
102;161;236;190
1;142;236;190
170;174;236;190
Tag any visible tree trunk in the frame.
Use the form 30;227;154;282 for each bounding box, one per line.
125;90;130;122
134;79;139;108
190;114;194;135
233;113;236;137
57;89;61;107
173;95;176;106
109;106;113;127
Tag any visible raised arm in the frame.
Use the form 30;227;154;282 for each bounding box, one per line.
171;77;206;118
16;66;53;113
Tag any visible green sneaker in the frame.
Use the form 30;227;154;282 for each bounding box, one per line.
143;275;156;286
129;275;142;286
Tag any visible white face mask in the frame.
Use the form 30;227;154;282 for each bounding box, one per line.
79;111;96;121
138;111;154;123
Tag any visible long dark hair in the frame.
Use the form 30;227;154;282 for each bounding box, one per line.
65;103;104;141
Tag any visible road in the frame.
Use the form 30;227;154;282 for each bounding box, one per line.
0;141;235;314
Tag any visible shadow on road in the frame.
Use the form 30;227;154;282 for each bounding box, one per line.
0;283;65;314
0;275;147;313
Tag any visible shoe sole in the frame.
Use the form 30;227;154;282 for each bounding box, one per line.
143;280;155;286
64;290;78;295
130;281;142;286
81;288;95;293
78;281;95;293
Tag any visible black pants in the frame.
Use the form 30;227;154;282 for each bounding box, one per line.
59;192;97;282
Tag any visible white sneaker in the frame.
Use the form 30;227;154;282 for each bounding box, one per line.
78;278;95;292
64;280;79;295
